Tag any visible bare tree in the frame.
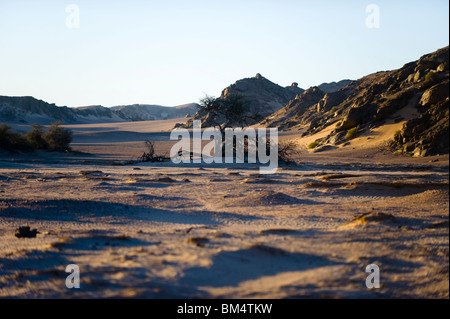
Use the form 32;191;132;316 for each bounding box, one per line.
197;93;250;135
140;140;168;162
277;140;298;163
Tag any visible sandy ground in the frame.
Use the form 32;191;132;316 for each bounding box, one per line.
0;118;448;298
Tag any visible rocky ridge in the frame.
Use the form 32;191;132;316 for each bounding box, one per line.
262;46;449;157
0;96;197;124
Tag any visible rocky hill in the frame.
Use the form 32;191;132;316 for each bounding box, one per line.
184;74;354;128
185;73;305;127
262;46;449;157
220;73;304;117
0;96;197;124
0;96;78;124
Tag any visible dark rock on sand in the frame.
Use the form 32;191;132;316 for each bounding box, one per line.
14;226;39;238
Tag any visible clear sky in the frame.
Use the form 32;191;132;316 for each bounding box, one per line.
0;0;448;108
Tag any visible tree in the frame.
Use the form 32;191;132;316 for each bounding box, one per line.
26;124;48;149
196;94;272;162
43;121;72;151
0;124;32;152
197;93;249;134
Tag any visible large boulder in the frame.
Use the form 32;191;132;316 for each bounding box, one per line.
317;90;349;113
419;81;450;107
338;103;378;130
297;87;325;105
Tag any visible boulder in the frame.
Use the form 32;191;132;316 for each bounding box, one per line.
419;81;450;107
436;63;448;72
413;70;423;83
327;130;347;145
413;146;428;157
339;103;377;130
14;226;38;238
401;118;425;138
319;90;348;113
406;73;415;84
403;142;416;153
339;118;359;130
312;145;338;153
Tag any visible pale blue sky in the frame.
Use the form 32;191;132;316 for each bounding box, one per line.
0;0;448;107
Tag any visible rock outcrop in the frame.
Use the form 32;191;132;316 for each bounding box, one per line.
262;46;449;157
185;74;305;127
390;80;449;157
261;87;325;130
318;80;353;94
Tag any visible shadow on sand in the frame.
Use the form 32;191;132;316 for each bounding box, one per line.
0;198;264;225
179;244;341;288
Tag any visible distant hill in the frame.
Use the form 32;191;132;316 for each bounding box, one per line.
110;103;197;122
261;46;449;157
0;96;79;124
318;80;353;93
0;96;197;124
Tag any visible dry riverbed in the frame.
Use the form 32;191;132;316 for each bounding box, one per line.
0;157;448;298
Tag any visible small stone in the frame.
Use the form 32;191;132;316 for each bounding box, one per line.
156;176;176;183
14;226;38;238
187;237;209;247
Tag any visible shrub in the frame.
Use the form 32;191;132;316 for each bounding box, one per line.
307;141;319;149
0;124;13;150
26;124;48;150
425;71;438;83
9;132;32;151
346;127;359;139
0;124;32;151
141;140;155;161
140;140;168;162
278;140;297;162
42;122;72;151
0;122;73;152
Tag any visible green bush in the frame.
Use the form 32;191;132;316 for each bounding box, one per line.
346;127;359;139
0;124;32;151
9;132;33;151
0;124;12;149
42;122;72;151
425;71;438;83
26;124;48;150
0;122;72;152
307;141;319;149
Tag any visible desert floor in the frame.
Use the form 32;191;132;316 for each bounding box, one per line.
0;118;448;298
